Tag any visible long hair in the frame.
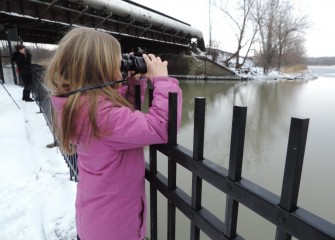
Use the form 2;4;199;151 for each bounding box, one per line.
45;27;133;154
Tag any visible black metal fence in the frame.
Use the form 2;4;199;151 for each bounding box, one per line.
31;69;335;240
31;64;79;181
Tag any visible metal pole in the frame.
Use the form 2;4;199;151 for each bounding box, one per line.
208;0;212;48
0;48;4;83
0;81;21;109
6;28;18;85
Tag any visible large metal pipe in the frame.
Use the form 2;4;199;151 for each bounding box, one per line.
70;0;203;39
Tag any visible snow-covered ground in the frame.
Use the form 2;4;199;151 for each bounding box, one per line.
0;65;77;240
235;66;319;81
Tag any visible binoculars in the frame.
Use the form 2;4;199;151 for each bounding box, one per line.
121;54;147;74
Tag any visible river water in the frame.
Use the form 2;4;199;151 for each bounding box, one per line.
145;66;335;239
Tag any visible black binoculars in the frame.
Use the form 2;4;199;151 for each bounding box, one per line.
121;54;147;74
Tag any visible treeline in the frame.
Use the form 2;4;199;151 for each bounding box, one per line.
305;57;335;66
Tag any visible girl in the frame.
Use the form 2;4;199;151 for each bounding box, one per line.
44;27;182;240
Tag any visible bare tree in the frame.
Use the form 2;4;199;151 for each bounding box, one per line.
253;0;278;74
213;0;258;69
253;0;309;74
280;34;306;67
275;0;309;69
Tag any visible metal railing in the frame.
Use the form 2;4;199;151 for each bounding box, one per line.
147;96;335;240
31;69;335;240
31;64;79;181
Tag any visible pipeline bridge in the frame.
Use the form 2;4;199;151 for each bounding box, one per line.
0;0;205;53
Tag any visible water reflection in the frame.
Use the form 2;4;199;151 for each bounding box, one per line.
179;80;234;127
178;80;310;174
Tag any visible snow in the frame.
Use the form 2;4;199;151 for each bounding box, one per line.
194;49;318;80
0;65;77;240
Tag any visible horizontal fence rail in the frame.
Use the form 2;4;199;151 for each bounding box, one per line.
30;69;335;240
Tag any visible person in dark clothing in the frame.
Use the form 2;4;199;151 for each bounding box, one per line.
11;44;34;102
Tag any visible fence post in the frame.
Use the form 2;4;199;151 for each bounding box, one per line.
276;117;309;240
32;67;43;113
224;106;247;239
190;97;206;240
167;92;178;240
148;87;159;240
135;84;141;111
0;49;4;83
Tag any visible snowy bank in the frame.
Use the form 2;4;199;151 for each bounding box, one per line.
0;65;77;240
193;50;319;81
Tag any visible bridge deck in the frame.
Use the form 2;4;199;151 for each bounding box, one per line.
0;0;205;53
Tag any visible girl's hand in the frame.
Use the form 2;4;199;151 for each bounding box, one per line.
142;54;168;79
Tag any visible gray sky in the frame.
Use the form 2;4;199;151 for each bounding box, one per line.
134;0;335;57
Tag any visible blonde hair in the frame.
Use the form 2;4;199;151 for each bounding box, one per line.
45;27;133;154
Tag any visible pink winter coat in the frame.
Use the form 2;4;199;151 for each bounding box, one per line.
51;77;182;240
